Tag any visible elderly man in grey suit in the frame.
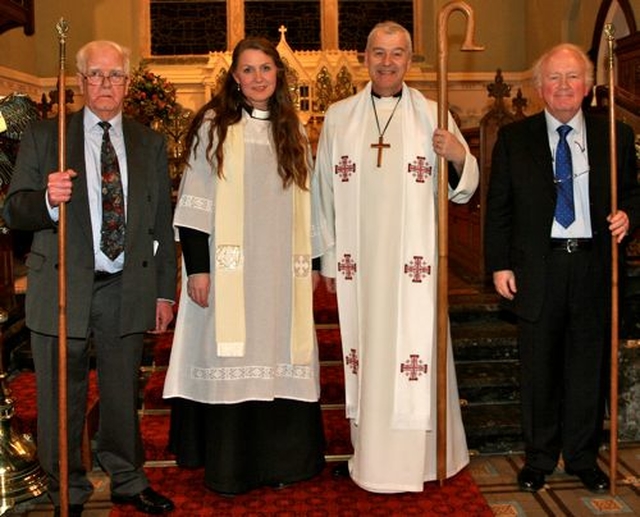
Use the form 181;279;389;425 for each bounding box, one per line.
3;40;176;516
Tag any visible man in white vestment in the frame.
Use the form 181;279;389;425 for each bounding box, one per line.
315;21;479;493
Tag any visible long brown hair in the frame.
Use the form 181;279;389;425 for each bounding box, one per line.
182;37;308;189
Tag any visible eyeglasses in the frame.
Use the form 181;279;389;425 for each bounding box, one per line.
82;71;128;86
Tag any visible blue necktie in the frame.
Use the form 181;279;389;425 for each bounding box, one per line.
554;125;575;228
98;121;125;260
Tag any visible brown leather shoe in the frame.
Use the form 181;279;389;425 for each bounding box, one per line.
111;487;175;514
565;466;610;493
517;465;545;492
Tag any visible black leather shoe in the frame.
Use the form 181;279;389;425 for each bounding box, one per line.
565;466;610;493
270;481;292;490
53;505;84;517
111;487;175;514
517;465;545;492
332;462;350;478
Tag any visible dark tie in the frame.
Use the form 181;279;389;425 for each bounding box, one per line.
554;124;575;228
98;121;125;260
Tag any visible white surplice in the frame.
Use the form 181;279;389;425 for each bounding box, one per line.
164;111;325;404
315;82;478;492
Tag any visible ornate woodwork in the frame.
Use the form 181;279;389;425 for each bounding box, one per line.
449;70;527;284
0;0;33;36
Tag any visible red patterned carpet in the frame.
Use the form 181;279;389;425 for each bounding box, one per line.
115;280;493;516
110;465;491;516
3;280;493;515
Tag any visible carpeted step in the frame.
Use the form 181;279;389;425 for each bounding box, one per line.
319;362;345;405
143;369;171;410
451;310;522;454
456;360;520;404
316;327;343;362
148;330;174;367
321;406;353;457
313;281;339;325
451;314;518;363
461;402;523;454
141;412;176;463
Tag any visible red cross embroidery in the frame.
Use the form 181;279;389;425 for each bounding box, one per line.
404;256;431;283
338;254;357;280
346;348;359;375
335;156;356;182
407;156;432;183
400;354;428;381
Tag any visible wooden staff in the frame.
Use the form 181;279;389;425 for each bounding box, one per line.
435;1;482;484
56;17;70;517
605;22;619;496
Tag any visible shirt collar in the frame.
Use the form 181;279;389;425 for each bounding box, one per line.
544;109;584;138
84;108;124;135
371;89;403;99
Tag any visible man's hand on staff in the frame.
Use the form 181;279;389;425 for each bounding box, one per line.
608;210;630;243
432;128;466;172
47;169;77;206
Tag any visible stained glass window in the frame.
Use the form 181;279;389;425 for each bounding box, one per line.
338;0;413;52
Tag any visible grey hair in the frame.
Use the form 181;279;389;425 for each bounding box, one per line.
531;43;594;90
366;21;413;57
76;40;131;74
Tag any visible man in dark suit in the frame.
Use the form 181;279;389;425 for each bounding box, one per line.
3;40;176;516
485;43;640;494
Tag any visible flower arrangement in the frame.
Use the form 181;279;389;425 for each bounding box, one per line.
124;65;177;126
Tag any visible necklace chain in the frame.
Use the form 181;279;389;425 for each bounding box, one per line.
371;94;401;138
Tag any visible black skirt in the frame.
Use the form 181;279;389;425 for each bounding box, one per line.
168;397;326;494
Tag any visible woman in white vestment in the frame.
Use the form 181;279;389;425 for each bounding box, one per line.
163;37;326;495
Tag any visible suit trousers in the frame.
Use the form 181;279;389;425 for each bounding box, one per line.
31;273;149;505
517;248;608;473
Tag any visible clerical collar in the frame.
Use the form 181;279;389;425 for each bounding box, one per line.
371;90;403;99
243;105;270;120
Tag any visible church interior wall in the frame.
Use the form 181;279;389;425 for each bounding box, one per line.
0;0;637;128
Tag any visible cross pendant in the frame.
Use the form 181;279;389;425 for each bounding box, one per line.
370;136;390;168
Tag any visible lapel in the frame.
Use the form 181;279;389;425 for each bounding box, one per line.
66;110;93;243
526;112;556;200
122;119;148;247
584;114;608;207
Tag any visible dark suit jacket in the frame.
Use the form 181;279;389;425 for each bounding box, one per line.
484;111;640;322
3;109;176;338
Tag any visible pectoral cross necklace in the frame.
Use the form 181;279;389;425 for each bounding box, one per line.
370;94;401;168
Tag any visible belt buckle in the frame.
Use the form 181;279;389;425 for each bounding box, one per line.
566;239;578;253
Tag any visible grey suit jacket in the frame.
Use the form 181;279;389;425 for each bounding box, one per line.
484;111;640;321
3;109;177;338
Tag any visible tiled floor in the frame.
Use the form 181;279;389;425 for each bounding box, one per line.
472;444;640;516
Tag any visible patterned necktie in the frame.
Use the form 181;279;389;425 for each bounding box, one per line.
554;124;575;228
98;121;125;260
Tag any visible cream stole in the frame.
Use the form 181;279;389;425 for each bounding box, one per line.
215;121;314;364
